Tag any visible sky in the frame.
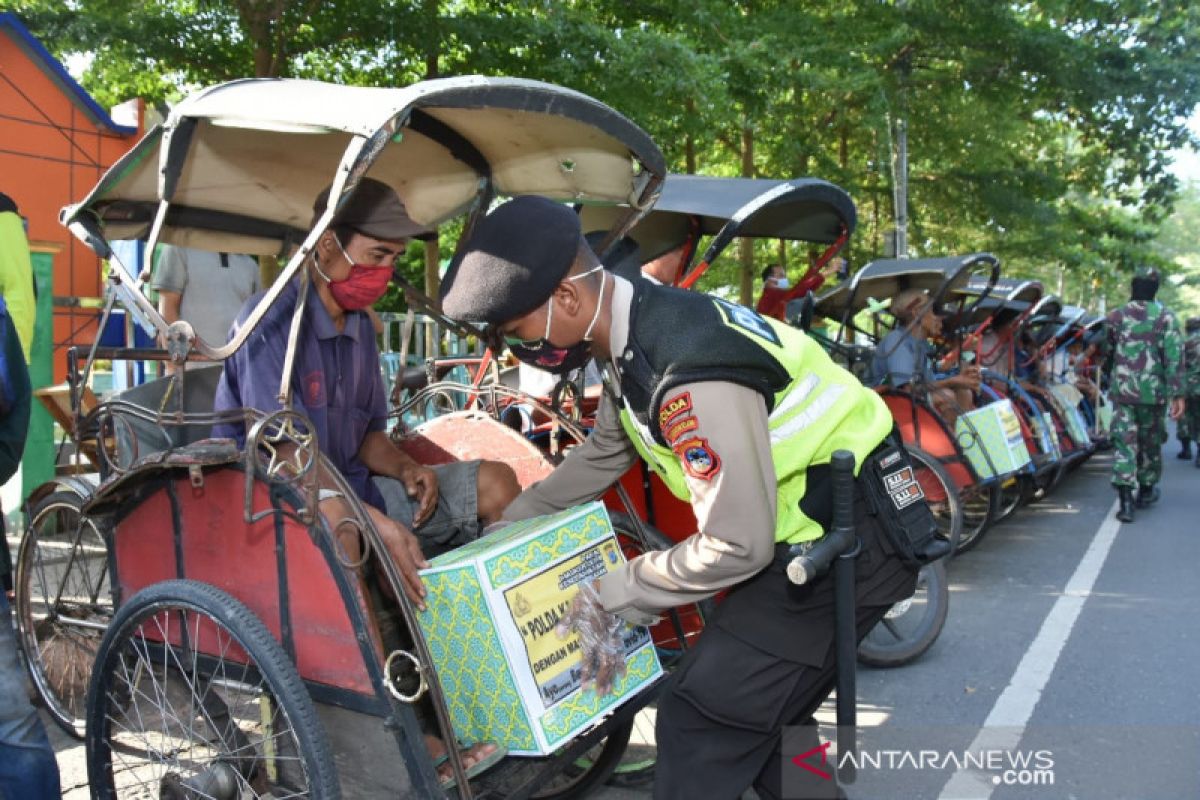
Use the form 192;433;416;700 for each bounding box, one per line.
1170;110;1200;187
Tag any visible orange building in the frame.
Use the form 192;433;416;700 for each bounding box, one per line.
0;12;143;383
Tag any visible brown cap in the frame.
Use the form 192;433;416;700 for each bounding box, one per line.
313;178;428;240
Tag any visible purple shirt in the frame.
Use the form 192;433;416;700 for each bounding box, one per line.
213;278;388;508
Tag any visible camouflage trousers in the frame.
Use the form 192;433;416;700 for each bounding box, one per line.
1178;397;1200;441
1111;403;1167;488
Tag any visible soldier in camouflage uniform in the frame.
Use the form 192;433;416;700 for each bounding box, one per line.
1103;267;1185;523
1183;317;1200;467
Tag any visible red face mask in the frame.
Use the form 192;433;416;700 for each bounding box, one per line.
320;236;394;311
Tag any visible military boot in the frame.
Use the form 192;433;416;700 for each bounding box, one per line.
1116;488;1136;523
1179;438;1193;459
1135;484;1160;508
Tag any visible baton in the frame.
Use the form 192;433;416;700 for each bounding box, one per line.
830;450;859;784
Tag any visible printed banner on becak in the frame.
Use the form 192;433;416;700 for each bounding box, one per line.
503;539;650;706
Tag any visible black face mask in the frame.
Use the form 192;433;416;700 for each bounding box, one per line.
504;267;607;375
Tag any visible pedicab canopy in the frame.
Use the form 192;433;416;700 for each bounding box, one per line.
944;276;1044;330
59;76;666;359
815;253;1000;336
578;175;856;285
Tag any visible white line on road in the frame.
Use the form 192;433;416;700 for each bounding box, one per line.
937;500;1121;800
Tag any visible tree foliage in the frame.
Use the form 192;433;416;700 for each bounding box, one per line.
4;0;1199;311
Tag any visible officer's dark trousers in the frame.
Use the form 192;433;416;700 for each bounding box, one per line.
653;495;918;800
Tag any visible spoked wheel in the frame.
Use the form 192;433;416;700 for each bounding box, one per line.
904;446;963;556
857;559;949;668
86;579;340;799
994;475;1024;524
15;490;111;737
955;482;1000;554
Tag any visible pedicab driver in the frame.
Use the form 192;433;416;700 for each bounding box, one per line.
440;196;921;800
213;179;520;787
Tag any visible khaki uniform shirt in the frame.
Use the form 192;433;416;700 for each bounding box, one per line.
502;276;779;625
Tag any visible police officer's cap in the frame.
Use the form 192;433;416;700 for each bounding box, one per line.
440;196;583;323
313;178;428;241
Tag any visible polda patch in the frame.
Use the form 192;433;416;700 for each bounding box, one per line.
674;437;722;481
664;416;699;445
658;391;693;429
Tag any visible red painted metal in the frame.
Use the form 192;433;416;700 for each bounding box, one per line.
113;467;379;695
879;390;976;491
396;411;556;489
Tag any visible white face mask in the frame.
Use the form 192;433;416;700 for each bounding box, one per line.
775;277;791;290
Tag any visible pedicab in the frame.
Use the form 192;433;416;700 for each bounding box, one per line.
943;277;1070;519
814;254;1036;555
1041;304;1104;442
16;75;672;799
1013;296;1097;477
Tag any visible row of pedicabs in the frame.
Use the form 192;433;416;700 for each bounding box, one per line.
11;75;1108;799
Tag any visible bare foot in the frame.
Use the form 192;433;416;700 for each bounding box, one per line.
425;735;500;784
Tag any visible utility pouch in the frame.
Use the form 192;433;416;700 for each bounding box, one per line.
862;437;949;567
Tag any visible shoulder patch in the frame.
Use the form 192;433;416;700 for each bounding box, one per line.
673;437;722;481
658;391;693;429
713;297;781;346
664;415;699;445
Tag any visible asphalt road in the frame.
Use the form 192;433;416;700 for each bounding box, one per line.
31;434;1200;799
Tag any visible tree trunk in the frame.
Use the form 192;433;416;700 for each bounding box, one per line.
739;125;755;305
685;98;697;174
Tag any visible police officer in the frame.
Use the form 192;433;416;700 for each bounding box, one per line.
1183;316;1200;468
1104;267;1184;522
440;197;919;800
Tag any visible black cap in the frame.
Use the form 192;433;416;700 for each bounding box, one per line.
313;178;428;240
0;192;17;215
440;196;582;323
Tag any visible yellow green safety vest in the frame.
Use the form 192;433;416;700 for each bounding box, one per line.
615;289;892;545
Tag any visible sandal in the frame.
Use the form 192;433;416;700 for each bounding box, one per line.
437;742;508;791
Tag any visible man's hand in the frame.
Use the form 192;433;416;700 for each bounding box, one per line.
400;464;439;526
373;512;431;610
556;582;627;697
1170;397;1185;421
322;496;430;610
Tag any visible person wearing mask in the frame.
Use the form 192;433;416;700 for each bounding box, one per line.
871;289;980;426
439;196;919;800
212;178;519;787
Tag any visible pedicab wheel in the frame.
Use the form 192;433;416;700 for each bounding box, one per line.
955;482;1000;555
857;559;949;668
477;721;633;800
15;490;111;738
994;475;1024;524
1026;463;1064;502
903;446;963;556
85;579;340;800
